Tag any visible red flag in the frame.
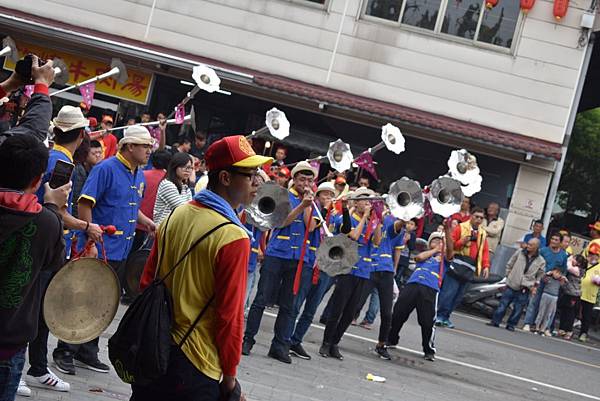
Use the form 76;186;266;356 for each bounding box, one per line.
354;151;378;180
175;103;185;124
79;83;95;108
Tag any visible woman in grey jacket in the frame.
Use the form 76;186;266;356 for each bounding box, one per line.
558;254;587;340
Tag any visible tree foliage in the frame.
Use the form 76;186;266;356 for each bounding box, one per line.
558;108;600;219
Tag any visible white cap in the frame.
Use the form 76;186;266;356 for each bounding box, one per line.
291;160;318;178
118;125;155;148
52;105;89;132
353;186;375;198
316;182;335;196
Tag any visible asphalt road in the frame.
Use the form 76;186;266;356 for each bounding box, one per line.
18;299;600;401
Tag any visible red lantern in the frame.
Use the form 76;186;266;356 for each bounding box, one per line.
520;0;536;13
553;0;569;20
486;0;498;9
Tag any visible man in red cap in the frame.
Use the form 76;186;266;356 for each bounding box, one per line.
135;135;271;401
98;115;117;158
585;221;600;257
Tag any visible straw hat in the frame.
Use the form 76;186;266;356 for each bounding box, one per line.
52;105;89;132
118;125;155;148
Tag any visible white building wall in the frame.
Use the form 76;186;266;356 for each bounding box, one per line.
0;0;591;144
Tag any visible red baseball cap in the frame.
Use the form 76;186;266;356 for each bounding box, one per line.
205;135;272;171
278;166;291;178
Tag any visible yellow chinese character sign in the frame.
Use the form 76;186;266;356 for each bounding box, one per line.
3;41;154;105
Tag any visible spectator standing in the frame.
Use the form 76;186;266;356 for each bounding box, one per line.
153;152;194;225
0;135;69;401
488;238;545;331
132;150;172;252
584;221;600;257
436;207;490;328
560;230;574;256
71;139;103;219
450;197;471;226
135;135;271;401
558;255;586;340
578;245;600;342
357;175;371;189
535;268;567;336
520;220;546;249
522;232;568;332
193;130;207;158
273;144;287;167
482;202;504;257
98;115;117;159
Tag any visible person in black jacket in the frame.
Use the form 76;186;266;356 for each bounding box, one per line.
0;135;69;401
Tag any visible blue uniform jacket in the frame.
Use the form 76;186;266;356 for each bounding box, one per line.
372;216;403;273
79;153;145;262
407;254;447;292
347;212;374;279
245;223;263;274
36;145;74;254
265;188;318;263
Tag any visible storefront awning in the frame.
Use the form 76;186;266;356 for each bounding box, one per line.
0;6;562;161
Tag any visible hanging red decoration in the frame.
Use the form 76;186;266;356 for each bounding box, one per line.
485;0;498;9
553;0;569;20
520;0;536;13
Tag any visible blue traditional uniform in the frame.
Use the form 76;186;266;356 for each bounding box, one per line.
371;216;403;274
349;212;374;279
79;153;145;262
36;144;74;254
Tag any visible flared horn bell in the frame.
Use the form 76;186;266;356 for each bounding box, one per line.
327;139;353;173
316;234;360;277
428;176;464;217
386;177;424;221
52;58;70;86
245;181;291;231
0;36;19;63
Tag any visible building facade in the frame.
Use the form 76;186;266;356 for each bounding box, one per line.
0;0;596;247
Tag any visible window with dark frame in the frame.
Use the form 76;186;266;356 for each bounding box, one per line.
363;0;521;50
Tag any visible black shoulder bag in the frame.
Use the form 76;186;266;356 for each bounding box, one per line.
108;212;233;386
447;232;485;283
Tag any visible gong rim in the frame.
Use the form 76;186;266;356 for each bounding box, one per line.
43;257;120;344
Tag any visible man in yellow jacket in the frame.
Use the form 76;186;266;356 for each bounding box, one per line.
579;243;600;342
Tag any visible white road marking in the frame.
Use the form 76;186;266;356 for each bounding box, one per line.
264;311;600;401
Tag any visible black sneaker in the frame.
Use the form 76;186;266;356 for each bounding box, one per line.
73;356;110;373
267;349;292;364
241;340;253;356
318;343;330;358
375;345;391;360
329;344;344;360
505;325;515;332
289;343;311;360
319;316;328;325
53;354;76;375
424;353;435;362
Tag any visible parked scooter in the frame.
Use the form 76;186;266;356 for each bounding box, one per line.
461;274;506;317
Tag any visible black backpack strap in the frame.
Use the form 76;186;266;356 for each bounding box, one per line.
178;294;215;347
157;221;234;284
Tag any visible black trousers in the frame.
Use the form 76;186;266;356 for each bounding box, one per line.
355;271;395;343
130;346;220;401
581;300;595;335
322;274;370;345
388;283;438;355
558;294;579;332
27;271;53;377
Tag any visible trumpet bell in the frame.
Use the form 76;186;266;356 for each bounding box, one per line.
265;108;290;140
110;58;129;84
381;123;405;155
461;173;482;197
327;139;353;173
1;36;18;63
447;149;481;186
52;58;70;86
386;177;424;220
316;234;360;277
428;176;464;217
245;181;291;230
192;64;221;93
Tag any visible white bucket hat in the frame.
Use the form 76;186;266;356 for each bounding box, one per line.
52;105;89;132
353;186;375;198
118;125;155;148
291;160;318;178
316;182;335;196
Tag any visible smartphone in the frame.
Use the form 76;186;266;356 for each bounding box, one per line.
48;159;75;189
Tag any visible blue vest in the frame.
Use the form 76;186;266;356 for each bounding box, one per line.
407;255;446;292
349;213;374;279
36;145;74;254
372;216;402;273
79;154;145;261
266;188;315;263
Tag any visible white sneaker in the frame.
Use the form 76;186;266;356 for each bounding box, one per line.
27;369;70;392
522;324;531;332
17;379;31;397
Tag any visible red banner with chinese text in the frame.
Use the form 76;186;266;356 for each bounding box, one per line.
3;41;154;105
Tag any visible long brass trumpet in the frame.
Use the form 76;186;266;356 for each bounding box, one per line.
50;58;128;97
246;108;290;141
